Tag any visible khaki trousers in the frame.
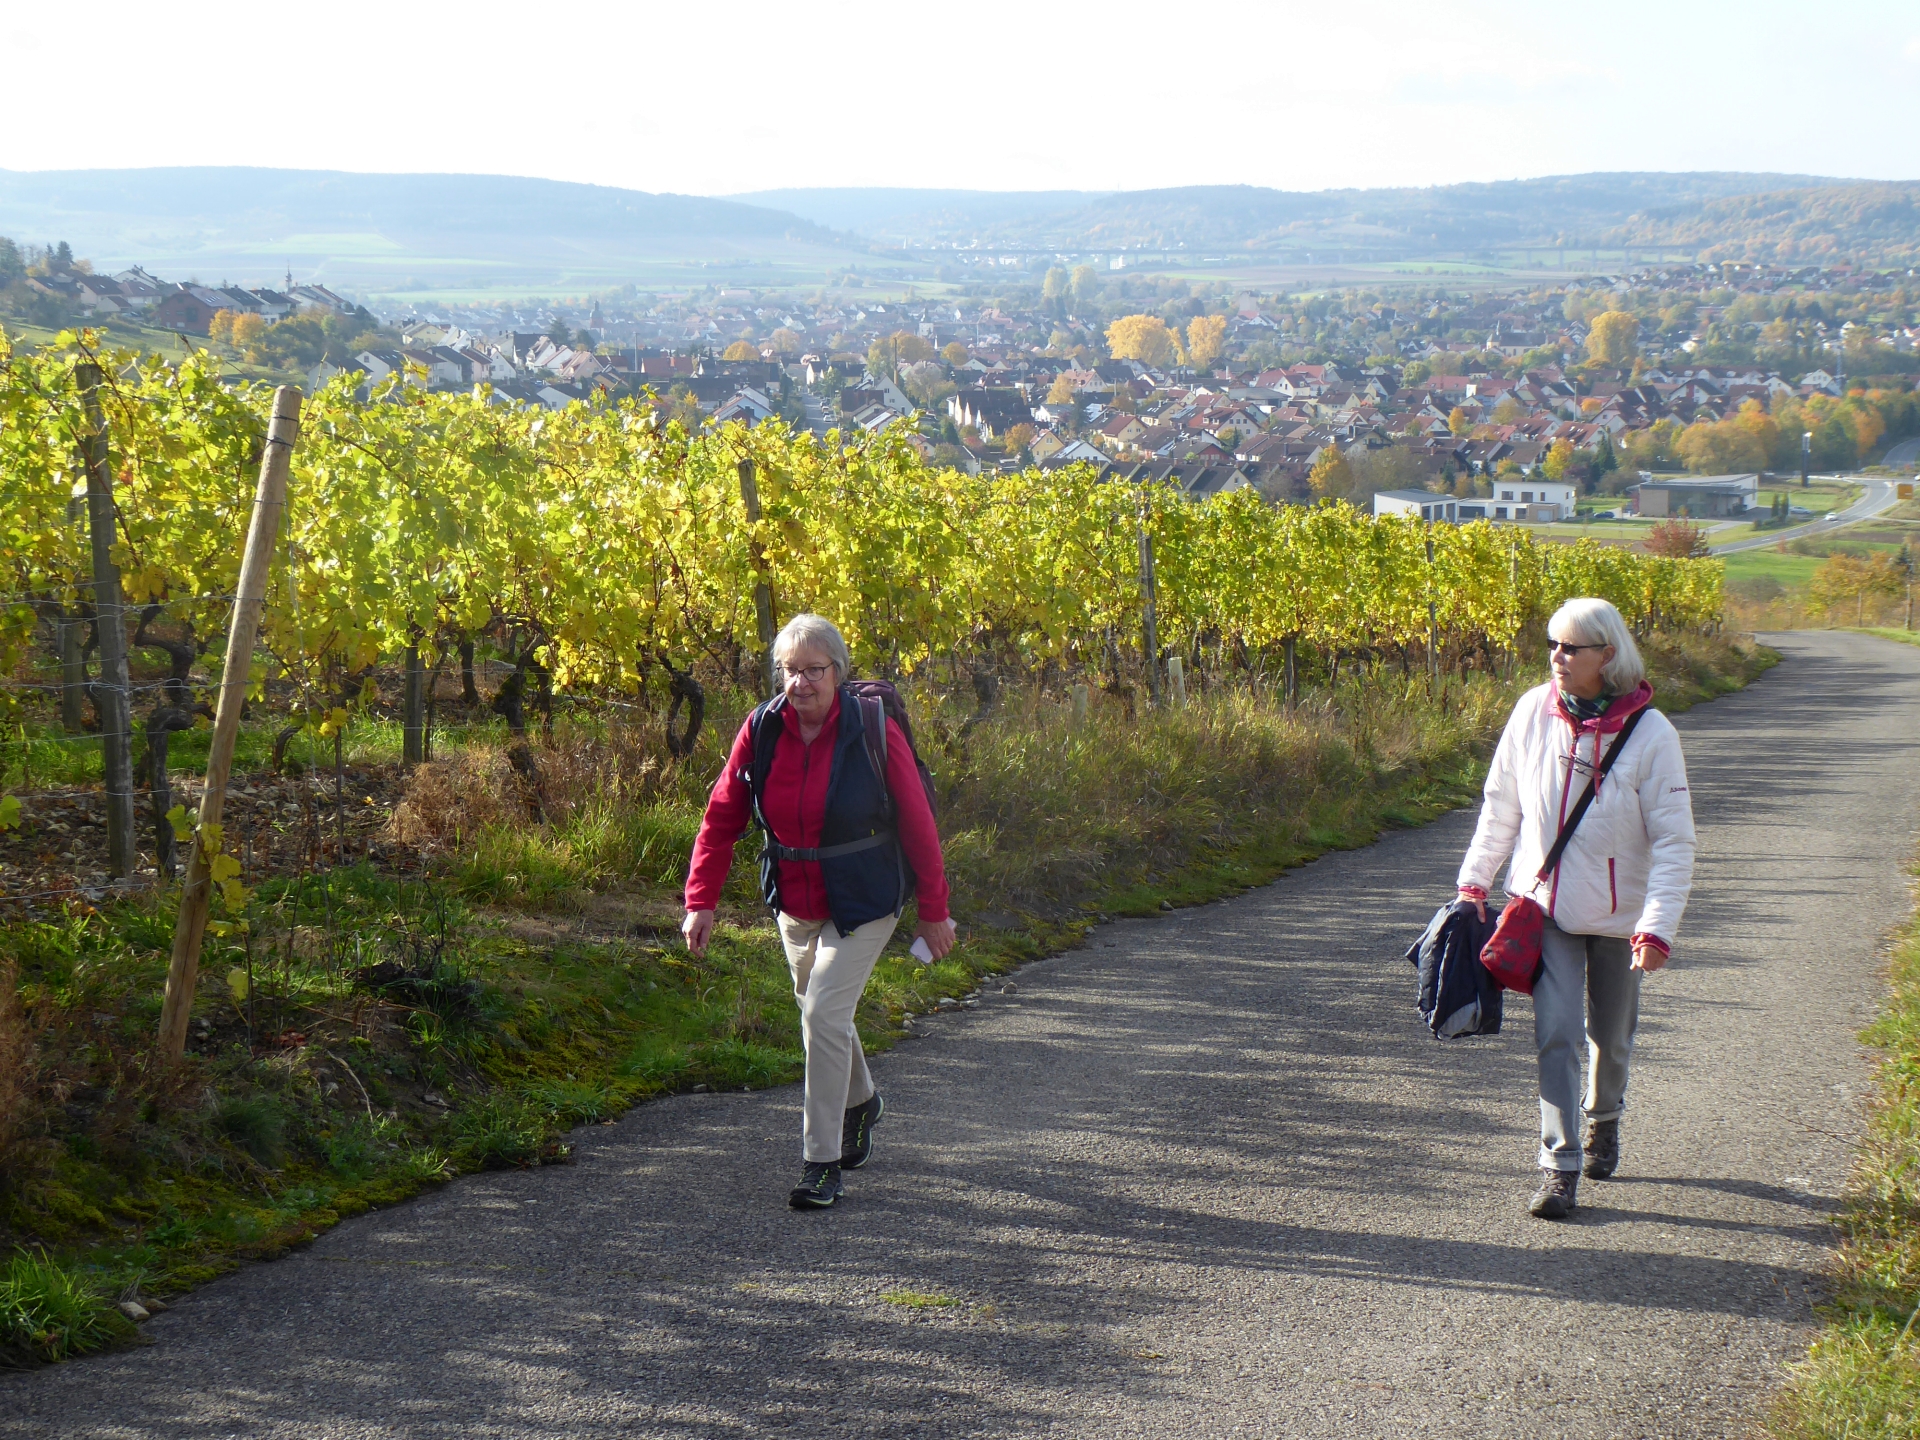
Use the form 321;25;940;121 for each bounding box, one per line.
777;912;898;1162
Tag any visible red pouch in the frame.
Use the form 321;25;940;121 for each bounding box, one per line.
1481;896;1546;994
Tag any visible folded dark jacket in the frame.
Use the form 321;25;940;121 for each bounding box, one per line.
1405;900;1503;1038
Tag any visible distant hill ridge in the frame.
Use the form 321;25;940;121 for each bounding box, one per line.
738;173;1920;265
3;168;1914;291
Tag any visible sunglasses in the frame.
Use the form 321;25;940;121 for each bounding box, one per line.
1547;640;1606;656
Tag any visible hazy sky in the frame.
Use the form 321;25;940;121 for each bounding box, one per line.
8;1;1917;195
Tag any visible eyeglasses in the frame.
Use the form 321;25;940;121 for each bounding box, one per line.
780;663;835;684
1547;640;1605;656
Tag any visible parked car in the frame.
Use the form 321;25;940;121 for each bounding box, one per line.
1825;511;1839;521
1590;510;1616;520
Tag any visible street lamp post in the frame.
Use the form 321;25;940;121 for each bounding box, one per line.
1802;431;1812;490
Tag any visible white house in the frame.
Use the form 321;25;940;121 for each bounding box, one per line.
1488;479;1578;522
1374;490;1463;523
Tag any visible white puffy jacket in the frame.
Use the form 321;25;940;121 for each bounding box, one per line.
1457;682;1695;944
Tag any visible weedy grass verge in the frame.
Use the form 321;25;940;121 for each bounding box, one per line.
1769;893;1920;1438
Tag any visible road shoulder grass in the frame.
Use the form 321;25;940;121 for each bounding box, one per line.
1770;888;1920;1438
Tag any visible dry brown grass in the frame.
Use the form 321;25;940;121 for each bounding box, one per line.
0;959;34;1165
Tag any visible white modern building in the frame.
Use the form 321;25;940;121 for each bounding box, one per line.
1489;479;1578;521
1373;490;1491;524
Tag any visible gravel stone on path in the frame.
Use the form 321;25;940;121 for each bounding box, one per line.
5;630;1914;1439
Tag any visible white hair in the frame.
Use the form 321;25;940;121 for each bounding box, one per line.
1549;597;1645;691
772;613;850;684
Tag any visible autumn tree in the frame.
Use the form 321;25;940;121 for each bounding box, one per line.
1106;314;1181;367
901;361;954;411
722;340;760;362
1492;395;1524;425
1187;314;1228;372
1042;266;1070;301
207;308;237;345
1448;406;1472;437
1811;551;1905;626
230;313;267;360
1676;399;1779;474
1309;446;1355;499
941;342;969;367
768;327;803;355
1643;519;1710;559
1070;264;1101;306
867;330;935;381
1046;372;1078;404
1004;423;1037;455
1585;311;1640;367
1542;438;1576;482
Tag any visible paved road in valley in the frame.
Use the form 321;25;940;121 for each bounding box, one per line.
1710;476;1899;555
8;631;1916;1439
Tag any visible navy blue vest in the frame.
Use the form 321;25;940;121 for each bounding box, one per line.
747;690;910;936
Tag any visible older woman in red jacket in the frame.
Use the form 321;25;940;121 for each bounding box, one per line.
683;614;954;1210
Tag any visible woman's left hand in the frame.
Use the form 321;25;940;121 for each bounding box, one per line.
915;917;957;961
1631;942;1667;972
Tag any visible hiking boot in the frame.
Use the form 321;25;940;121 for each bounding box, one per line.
841;1093;885;1170
788;1161;843;1210
1583;1119;1620;1180
1529;1167;1579;1220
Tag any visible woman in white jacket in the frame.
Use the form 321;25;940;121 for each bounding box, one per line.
1457;597;1696;1220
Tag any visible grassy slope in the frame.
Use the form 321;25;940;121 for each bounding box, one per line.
1770;897;1920;1438
0;634;1773;1366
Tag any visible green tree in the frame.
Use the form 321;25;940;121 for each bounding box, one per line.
1042;267;1070;302
1070;264;1101;306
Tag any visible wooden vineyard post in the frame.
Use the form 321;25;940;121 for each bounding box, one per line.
738;459;777;698
1283;635;1298;713
77;364;137;877
1138;508;1160;707
1167;654;1186;709
1425;535;1440;690
1070;683;1089;728
402;642;426;766
158;386;301;1064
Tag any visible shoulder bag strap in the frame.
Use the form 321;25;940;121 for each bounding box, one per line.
1534;706;1648;883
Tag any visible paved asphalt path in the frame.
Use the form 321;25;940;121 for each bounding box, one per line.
9;631;1918;1439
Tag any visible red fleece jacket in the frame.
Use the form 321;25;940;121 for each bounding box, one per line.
684;693;950;923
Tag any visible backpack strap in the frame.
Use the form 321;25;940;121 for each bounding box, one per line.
1535;706;1648;882
855;694;894;819
743;697;783;834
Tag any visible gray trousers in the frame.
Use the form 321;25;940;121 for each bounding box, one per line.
1534;917;1642;1172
